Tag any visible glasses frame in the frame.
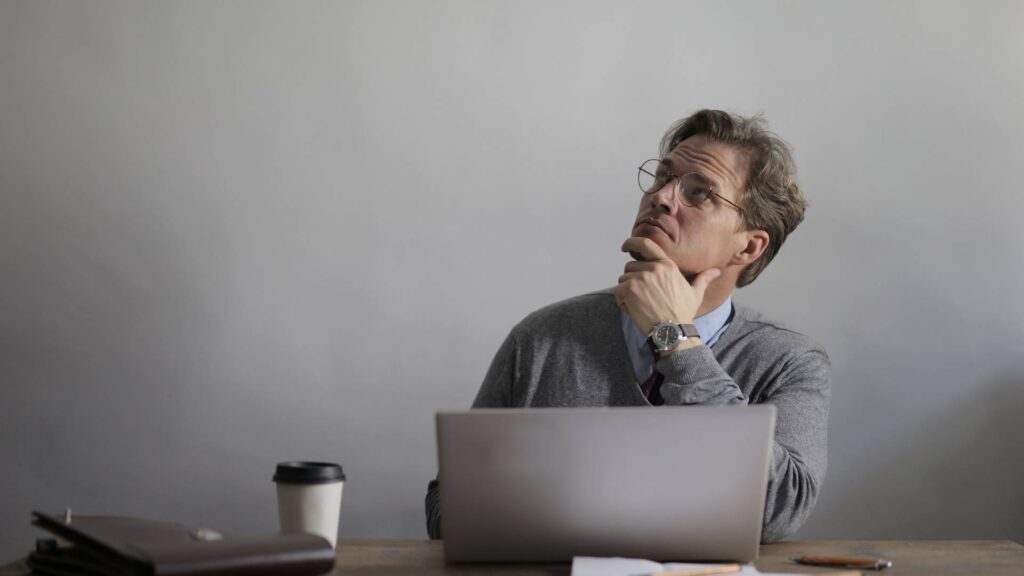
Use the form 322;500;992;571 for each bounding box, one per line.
637;159;744;214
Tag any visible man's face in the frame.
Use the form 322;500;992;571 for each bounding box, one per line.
631;135;750;277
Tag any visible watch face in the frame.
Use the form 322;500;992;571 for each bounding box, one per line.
655;324;681;348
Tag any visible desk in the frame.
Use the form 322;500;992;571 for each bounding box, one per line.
2;539;1022;575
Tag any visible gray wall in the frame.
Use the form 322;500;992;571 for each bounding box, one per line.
2;0;1022;560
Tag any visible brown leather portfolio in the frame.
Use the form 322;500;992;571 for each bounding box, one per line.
27;511;335;575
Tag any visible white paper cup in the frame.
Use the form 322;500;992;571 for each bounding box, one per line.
273;461;346;548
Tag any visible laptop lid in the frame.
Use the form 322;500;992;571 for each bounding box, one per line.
437;405;776;563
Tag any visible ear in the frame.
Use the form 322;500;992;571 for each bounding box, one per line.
731;229;769;266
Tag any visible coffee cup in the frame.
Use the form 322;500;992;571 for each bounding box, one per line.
273;461;346;548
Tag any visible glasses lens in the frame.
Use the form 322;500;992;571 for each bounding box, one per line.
679;172;713;206
638;160;668;194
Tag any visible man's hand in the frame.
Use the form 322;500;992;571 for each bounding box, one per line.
614;237;721;336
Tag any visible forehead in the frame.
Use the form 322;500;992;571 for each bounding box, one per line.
664;135;747;191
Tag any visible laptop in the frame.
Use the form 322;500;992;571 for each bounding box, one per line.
436;405;776;563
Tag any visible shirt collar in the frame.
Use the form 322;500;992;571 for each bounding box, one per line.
693;295;734;345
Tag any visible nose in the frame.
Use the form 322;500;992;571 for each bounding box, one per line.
648;179;679;215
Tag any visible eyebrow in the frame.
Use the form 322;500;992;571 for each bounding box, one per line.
659;157;720;189
658;157;682;175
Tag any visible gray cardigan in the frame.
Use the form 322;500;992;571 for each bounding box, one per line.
427;290;830;543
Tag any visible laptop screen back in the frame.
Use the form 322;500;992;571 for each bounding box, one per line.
437;406;775;562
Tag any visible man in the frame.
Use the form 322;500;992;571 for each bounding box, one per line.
426;109;830;543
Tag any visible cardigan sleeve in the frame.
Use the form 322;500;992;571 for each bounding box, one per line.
758;349;831;542
655;345;831;542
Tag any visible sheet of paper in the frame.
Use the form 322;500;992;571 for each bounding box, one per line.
572;556;743;576
571;556;845;576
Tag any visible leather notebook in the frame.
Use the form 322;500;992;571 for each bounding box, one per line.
27;511;336;576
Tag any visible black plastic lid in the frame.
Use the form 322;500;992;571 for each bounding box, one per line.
273;461;346;484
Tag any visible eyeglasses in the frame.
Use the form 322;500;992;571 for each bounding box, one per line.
637;159;744;213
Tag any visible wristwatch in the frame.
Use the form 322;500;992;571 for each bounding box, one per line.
647;321;700;355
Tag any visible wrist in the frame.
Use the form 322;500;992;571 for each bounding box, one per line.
658;336;702;359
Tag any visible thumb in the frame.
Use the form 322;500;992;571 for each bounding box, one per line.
690;268;721;300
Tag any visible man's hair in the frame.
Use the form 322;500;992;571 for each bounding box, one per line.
660;109;806;287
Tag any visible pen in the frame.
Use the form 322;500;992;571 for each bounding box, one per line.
793;554;892;570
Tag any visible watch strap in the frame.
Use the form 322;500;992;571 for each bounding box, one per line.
679;323;699;339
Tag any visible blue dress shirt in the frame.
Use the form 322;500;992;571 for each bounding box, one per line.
620;295;734;383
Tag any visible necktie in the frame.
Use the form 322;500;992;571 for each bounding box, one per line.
639;370;665;406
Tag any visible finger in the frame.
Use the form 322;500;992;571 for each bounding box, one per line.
617;272;641;284
690;268;722;301
623;260;658;273
621;236;671;263
613;284;628;309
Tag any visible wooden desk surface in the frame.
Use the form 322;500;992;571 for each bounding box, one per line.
330;539;1023;575
3;539;1022;575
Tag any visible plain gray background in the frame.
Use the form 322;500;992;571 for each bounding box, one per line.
2;0;1022;560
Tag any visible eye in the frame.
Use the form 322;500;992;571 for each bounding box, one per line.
687;185;712;201
678;173;716;204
